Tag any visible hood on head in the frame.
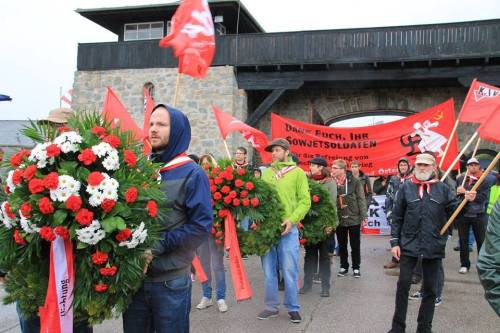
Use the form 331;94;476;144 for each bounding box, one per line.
397;157;412;176
151;104;191;163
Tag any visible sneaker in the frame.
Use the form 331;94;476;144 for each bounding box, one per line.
434;297;442;306
459;267;469;274
257;309;279;320
196;297;213;309
288;311;302;323
312;273;321;284
299;285;312;294
320;288;330;297
353;269;361;278
217;299;228;312
337;268;348;277
409;291;423;300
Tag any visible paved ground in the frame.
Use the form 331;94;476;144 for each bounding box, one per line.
1;235;498;333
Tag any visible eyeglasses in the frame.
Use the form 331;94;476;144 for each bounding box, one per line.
332;166;343;169
235;152;245;155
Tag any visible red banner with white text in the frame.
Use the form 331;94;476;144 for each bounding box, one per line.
271;99;459;176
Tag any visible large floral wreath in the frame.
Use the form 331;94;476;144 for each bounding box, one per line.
299;179;338;245
206;160;284;256
0;113;164;325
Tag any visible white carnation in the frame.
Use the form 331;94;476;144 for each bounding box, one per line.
76;220;106;245
119;222;148;249
19;210;40;234
6;170;16;192
50;175;81;203
1;202;16;229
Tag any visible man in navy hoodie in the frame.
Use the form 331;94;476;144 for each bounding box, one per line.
123;104;213;333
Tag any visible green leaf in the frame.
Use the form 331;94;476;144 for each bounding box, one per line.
52;210;68;226
101;216;126;233
76;241;89;250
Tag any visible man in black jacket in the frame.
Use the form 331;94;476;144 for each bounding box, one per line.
388;153;475;333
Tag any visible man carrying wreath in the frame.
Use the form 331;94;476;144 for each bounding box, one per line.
256;138;311;324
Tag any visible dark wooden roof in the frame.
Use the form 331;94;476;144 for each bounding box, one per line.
76;0;264;37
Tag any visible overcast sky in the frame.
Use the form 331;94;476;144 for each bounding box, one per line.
1;0;499;121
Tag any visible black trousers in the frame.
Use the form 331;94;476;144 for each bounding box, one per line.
303;240;331;289
336;224;361;270
457;214;486;269
391;255;441;333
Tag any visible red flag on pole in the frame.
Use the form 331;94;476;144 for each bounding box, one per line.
159;0;215;78
142;87;155;154
477;105;500;143
212;105;272;163
459;79;500;123
102;87;142;140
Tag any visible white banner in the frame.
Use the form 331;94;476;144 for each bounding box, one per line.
362;195;390;235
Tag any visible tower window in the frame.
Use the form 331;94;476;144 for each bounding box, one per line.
124;22;164;41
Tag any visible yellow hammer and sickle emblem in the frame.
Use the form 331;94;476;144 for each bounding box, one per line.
433;110;444;120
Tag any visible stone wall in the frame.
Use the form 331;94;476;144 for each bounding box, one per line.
72;66;248;160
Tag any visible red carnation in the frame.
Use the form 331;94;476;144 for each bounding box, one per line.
232;198;241;207
299;238;308;245
99;266;118;276
104;135;121;148
54;226;70;240
10;149;30;168
92;126;107;136
39;226;56;242
250;223;257;230
28;178;45;194
123;150;137;167
91;251;109;265
212;167;220;175
94;284;108;293
229;191;238;199
214;177;223;185
245;182;255;191
87;172;104;186
220;186;231;194
65;195;82;212
234;179;244;188
250;197;260;208
12;169;24;185
312;195;320;203
224;173;234;181
242;198;250;207
23;165;37;181
14;229;26;245
4;203;15;219
240;190;249;198
20;202;32;218
218;209;229;218
146;200;158;217
78;149;97;166
210;185;217;193
38;197;55;215
42;172;59;190
76;209;94;226
215;231;223;238
46;144;61;158
225;166;234;173
223;196;232;205
101;199;116;213
125;187;138;204
237;168;246;176
213;192;222;201
115;228;132;242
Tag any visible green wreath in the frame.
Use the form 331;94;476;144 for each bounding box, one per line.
206;159;284;256
299;179;338;245
0;112;164;325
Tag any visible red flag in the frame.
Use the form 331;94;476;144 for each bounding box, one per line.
159;0;215;78
212;105;272;163
143;88;155;154
224;212;252;301
60;89;72;107
459;79;500;123
102;87;142;140
477;105;500;143
192;255;208;283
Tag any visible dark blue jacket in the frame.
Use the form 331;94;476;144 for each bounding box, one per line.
148;105;212;282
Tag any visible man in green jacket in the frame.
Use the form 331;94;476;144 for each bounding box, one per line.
257;138;311;324
477;199;500;317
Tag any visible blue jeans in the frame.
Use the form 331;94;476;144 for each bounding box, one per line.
123;276;192;333
197;235;226;300
261;225;300;312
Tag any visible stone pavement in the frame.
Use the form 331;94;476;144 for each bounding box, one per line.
1;235;498;333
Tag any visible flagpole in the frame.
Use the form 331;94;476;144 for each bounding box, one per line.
172;72;182;107
440;151;500;235
440;132;478;182
439;119;459;168
459;136;482;187
223;140;232;159
59;86;62;108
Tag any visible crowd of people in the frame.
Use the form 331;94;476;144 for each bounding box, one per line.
1;105;499;333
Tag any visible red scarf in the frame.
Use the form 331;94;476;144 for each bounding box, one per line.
312;174;326;181
335;174;346;186
233;160;248;169
158;152;192;173
468;171;482;186
411;177;439;198
398;173;413;184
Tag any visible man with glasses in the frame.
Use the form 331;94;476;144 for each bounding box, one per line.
232;147;249;169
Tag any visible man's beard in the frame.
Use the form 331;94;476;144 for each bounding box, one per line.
414;169;434;181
